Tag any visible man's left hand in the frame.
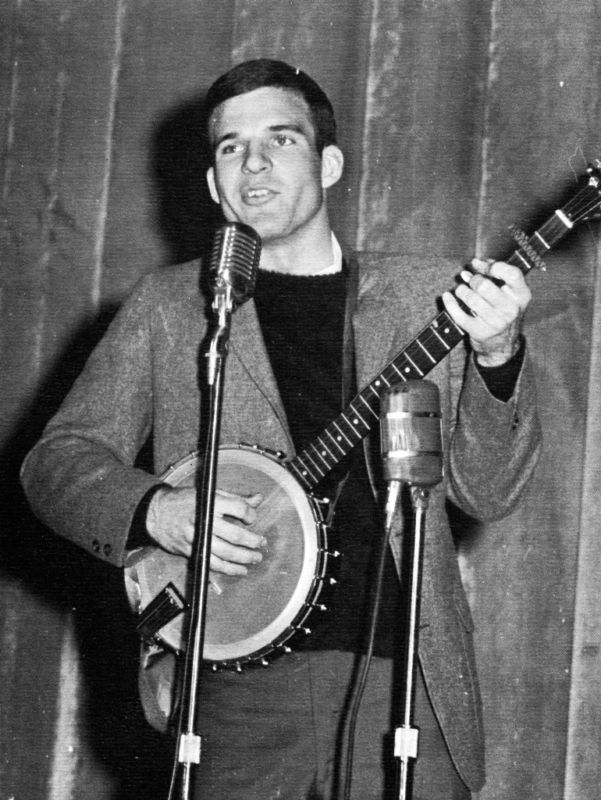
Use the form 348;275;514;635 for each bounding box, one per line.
442;258;531;367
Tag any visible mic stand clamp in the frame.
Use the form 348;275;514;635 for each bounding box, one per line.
173;287;234;800
206;283;235;385
390;484;432;800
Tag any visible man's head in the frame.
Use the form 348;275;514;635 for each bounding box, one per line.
204;59;343;249
204;59;337;156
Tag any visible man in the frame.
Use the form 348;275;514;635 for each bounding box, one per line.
21;59;540;799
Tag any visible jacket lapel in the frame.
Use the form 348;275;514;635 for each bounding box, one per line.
229;299;291;437
352;255;403;389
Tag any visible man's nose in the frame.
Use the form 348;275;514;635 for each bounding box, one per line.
242;143;270;173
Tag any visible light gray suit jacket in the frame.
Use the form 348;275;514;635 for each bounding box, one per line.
21;251;541;790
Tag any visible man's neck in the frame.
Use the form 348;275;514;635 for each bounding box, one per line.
259;221;336;276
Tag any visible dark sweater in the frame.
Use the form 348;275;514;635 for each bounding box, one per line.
254;267;401;655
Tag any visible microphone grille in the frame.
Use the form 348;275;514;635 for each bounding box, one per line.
210;222;262;306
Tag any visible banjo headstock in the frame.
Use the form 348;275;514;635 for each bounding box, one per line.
507;160;601;275
567;159;601;225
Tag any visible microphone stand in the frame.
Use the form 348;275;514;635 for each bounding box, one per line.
387;483;431;800
379;378;442;800
171;287;233;800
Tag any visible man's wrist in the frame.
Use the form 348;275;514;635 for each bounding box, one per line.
127;483;164;550
145;484;170;539
474;336;521;368
475;335;526;402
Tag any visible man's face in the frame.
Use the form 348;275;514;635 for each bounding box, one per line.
206;86;342;244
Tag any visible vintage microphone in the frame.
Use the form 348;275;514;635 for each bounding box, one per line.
381;379;443;528
172;222;261;800
209;221;261;310
380;380;443;800
205;222;261;383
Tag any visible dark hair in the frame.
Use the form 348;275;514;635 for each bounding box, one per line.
204;59;337;154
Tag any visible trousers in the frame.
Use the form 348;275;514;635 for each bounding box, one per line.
192;649;471;800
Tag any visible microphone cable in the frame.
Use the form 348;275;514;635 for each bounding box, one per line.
341;503;391;800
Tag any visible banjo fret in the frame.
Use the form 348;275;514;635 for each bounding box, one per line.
307;441;333;471
358;394;379;419
330;420;353;448
313;437;336;462
324;429;346;456
289;454;321;486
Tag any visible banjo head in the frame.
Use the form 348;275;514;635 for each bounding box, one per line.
130;445;330;667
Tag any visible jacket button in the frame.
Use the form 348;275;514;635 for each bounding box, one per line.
92;539;100;553
103;543;112;557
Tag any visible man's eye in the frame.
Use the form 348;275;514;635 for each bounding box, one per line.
273;134;294;146
218;143;240;156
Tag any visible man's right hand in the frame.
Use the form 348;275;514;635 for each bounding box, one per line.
145;485;265;576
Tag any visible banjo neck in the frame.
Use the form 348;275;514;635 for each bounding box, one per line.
287;308;463;491
287;163;601;492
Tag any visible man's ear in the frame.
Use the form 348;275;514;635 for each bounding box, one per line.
321;145;344;190
206;166;220;204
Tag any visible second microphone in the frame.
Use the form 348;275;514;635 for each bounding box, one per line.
380;380;443;488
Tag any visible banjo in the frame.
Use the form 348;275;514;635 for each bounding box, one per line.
125;163;601;670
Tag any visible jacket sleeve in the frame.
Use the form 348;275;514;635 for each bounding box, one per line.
20;275;162;568
446;340;542;521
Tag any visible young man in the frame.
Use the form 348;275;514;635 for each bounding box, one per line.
21;60;541;799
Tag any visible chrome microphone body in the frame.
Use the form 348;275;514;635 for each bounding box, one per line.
380;380;443;530
380;379;443;488
209;221;261;311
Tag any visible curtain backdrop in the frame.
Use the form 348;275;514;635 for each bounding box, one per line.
1;2;600;798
